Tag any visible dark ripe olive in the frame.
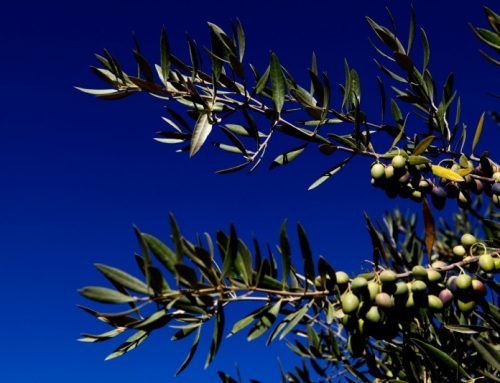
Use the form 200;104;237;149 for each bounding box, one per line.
398;171;411;184
472;279;487;296
398;185;412;198
446;276;458;292
438;288;453;306
492;183;500;195
431;186;447;210
445;182;460;198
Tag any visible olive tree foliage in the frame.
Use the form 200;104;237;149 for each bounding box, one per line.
77;6;500;382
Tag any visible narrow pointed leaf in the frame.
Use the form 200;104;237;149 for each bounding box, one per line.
175;326;202;376
472;112;485;153
413;135;435;155
308;158;350;190
422;199;435;260
270;52;286;114
190;113;213;157
205;302;225;368
431;165;465;182
95;264;150;295
297;224;314;283
247;300;282;341
160;27;171;84
270;144;306;170
279;220;291;286
79;286;137;304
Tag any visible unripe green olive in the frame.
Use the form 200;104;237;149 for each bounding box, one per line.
495;258;500;272
493;172;500;182
394;281;409;296
341;292;360;314
427;269;442;283
456;274;472;290
452;245;467;257
479;253;495;272
314;275;324;289
411;280;427;293
336;271;350;285
371;163;386;179
385;165;395;179
367;281;381;301
375;292;394;309
412;265;428;281
457;299;475;313
365;306;381;323
460;233;477;247
392;154;407;169
405;293;415;308
428;294;444;311
351;277;368;293
379;270;397;283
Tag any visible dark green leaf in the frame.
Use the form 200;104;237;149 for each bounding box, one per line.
471;337;500;371
95;264;150;295
247;300;282;341
142;234;176;274
79;286;137;304
205;302;225;368
308;157;350;190
279;220;291;287
176;326;202;375
413;135;435;155
297;224;314;284
270;52;286;114
160;26;171;84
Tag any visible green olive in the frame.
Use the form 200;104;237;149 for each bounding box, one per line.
392;154;407;169
479;253;495;272
367;281;381;301
452;245;467;257
455;274;472;290
412;265;428;281
371;163;386;179
365;306;381;323
460;233;477;247
341;292;360;314
427;269;442;283
379;270;397;283
428;294;444;311
351;277;368;293
336;271;350;285
457;299;475;313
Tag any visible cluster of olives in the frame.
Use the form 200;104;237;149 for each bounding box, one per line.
326;252;496;346
370;154;500;209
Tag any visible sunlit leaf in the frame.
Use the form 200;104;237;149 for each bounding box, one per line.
190;112;213;157
270;52;286;114
472;112;485;153
413;135;435;155
270;144;307;170
95;264;150;295
431;165;465;182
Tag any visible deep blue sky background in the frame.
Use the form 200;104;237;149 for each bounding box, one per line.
1;1;499;382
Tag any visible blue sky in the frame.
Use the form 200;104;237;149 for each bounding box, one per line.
1;1;499;382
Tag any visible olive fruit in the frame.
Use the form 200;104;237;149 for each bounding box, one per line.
385;165;395;179
455;274;472;290
379;270;397;283
314;276;324;289
342;292;360;314
479;253;495;272
457;299;475;313
351;277;368;293
427;269;442;283
375;292;394;309
392;154;407;169
365;306;381;323
461;233;477;247
452;245;467;257
371;163;386;179
412;265;428;281
336;271;350;285
394;281;409;296
495;258;500;272
492;183;500;195
472;279;487;297
428;295;444;311
438;288;453;306
447;275;458;292
367;281;381;301
493;172;500;182
411;280;427;293
431;186;447;210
